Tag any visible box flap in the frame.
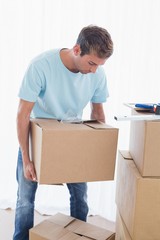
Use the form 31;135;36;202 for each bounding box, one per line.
30;118;61;130
74;225;114;240
84;122;116;130
30;220;74;240
66;219;114;240
48;213;114;240
119;150;133;160
30;118;92;131
48;213;75;227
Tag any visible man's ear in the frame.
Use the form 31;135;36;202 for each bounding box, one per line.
73;44;81;56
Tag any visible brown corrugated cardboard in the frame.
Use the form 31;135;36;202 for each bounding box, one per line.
29;213;115;240
30;118;118;184
129;109;160;176
88;215;115;232
115;210;132;240
116;151;160;240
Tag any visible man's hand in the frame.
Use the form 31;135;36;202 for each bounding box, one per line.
23;161;37;182
90;103;106;123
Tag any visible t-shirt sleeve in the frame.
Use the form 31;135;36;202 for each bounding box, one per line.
91;69;109;103
18;62;45;102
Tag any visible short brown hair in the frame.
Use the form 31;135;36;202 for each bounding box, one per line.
76;25;113;58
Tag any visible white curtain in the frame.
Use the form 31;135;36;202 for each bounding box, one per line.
0;0;160;221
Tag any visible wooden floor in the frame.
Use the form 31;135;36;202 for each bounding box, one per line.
0;209;49;239
0;209;115;239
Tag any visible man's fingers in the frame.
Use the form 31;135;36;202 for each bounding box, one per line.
24;163;37;182
30;168;37;182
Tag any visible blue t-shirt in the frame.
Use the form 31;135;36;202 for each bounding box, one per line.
18;49;109;120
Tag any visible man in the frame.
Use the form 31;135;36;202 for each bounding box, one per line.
13;25;113;240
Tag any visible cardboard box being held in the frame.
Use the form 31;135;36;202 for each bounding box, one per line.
116;151;160;240
29;213;115;240
129;109;160;176
30;119;118;184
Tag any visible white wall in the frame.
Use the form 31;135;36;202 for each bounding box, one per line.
0;0;160;221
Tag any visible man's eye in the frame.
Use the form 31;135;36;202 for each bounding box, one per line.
88;62;95;66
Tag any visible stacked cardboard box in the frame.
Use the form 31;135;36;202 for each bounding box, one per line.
115;110;160;240
116;210;132;240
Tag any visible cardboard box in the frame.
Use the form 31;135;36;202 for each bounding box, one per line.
29;213;115;240
129;109;160;176
30;119;118;184
116;151;160;240
115;210;132;240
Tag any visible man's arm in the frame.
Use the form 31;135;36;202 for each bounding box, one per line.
90;102;106;123
17;99;37;181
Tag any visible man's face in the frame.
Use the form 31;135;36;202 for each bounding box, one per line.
73;45;107;74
